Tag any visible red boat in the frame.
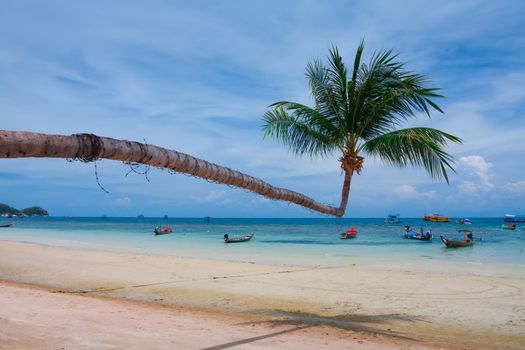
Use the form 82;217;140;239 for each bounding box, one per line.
502;223;516;230
340;224;357;239
154;226;173;235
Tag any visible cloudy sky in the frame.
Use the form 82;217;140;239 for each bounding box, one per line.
1;0;524;218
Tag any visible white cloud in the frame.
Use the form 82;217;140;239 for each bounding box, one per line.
114;197;132;206
501;180;525;193
459;155;494;188
394;185;436;199
191;190;231;204
460;155;492;173
457;181;478;195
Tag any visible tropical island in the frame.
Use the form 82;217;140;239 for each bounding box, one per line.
0;203;49;217
0;2;524;350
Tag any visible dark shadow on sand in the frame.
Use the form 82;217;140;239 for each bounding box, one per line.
200;325;311;350
201;310;422;349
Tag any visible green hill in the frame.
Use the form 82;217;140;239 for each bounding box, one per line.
21;206;49;217
0;203;49;216
0;203;20;215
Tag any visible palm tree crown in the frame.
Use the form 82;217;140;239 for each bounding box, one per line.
263;41;462;216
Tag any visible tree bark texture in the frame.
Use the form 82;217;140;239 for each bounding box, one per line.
0;130;347;217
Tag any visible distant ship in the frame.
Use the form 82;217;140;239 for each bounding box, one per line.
138;214;144;218
503;214;525;223
423;214;449;222
163;214;168;219
204;216;212;222
102;214;107;219
384;214;401;223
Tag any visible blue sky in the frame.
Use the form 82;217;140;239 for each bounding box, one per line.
1;0;524;217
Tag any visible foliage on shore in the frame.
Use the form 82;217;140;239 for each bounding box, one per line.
0;203;49;216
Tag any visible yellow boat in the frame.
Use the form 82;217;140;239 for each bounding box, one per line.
424;214;449;223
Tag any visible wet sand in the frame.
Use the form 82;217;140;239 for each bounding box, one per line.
0;240;524;349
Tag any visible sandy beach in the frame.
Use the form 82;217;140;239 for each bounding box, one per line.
1;280;438;350
0;240;524;349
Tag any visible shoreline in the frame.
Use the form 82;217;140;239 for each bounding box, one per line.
2;235;524;279
1;240;524;349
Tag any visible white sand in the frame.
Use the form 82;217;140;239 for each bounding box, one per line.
0;240;524;349
0;280;438;350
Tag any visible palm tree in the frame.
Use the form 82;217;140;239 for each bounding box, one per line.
263;41;462;217
0;130;341;215
0;43;461;218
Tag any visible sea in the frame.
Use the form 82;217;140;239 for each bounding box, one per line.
1;217;524;270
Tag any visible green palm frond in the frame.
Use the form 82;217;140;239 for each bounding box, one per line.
362;128;462;182
306;59;346;132
354;53;444;140
262;107;339;157
349;49;400;133
347;39;365;131
327;46;348;114
269;101;342;139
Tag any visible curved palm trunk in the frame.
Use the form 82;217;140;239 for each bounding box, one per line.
336;170;353;217
0;130;349;217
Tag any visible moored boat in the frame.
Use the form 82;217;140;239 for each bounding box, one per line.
403;226;432;241
154;226;173;235
340;224;357;239
384;214;401;224
440;229;474;247
224;233;255;243
440;236;473;247
0;223;13;228
503;214;525;223
424;214;449;222
502;223;516;230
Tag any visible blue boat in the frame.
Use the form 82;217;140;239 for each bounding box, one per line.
503;214;525;223
403;226;432;241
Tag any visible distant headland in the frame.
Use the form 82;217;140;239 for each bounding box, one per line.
0;203;49;217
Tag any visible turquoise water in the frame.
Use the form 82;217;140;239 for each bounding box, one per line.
1;217;524;268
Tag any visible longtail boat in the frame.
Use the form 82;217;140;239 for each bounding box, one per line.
224;233;254;243
154;226;173;235
440;229;474;247
502;223;516;230
0;223;13;228
440;236;473;247
340;224;357;239
403;226;432;241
